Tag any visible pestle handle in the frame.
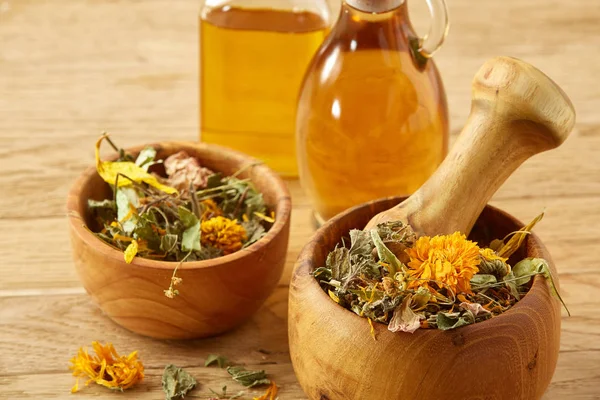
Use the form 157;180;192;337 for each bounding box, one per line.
366;56;576;235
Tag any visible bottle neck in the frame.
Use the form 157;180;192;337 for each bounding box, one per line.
344;0;405;13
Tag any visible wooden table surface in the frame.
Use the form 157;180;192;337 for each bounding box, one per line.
1;0;599;398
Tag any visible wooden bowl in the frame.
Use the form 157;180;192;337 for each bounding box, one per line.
289;197;561;400
67;142;291;339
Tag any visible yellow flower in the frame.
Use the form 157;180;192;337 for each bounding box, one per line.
69;341;144;393
200;198;222;221
480;247;508;263
253;381;278;400
201;216;247;255
406;232;481;294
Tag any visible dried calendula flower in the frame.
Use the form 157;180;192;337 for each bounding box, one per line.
253;381;279;400
406;232;481;294
69;341;144;393
201;216;248;255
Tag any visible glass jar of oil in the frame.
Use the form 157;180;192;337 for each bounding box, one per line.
199;0;333;177
297;0;450;223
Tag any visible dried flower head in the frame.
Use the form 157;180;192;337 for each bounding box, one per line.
201;216;247;255
201;198;223;221
406;232;481;294
69;341;144;393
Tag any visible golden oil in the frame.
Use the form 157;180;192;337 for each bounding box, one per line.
200;7;329;177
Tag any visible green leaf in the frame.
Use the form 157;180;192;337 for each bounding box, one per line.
209;386;245;400
326;246;351;281
205;354;229;368
206;173;224;189
513;258;539;286
133;214;161;251
178;206;198;229
161;364;197;400
349;229;374;257
160;234;178;254
503;272;521;300
116;187;140;234
470;274;498;287
370;229;402;275
178;206;201;251
536;258;571;316
88;199;117;223
181;221;201;252
135;146;157;171
226;366;270;388
436;312;474;331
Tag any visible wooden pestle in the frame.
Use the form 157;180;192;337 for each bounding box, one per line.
365;56;576;235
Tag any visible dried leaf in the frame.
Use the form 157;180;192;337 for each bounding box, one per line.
535;258;571;316
459;302;490;316
503;271;521;300
161;364;197;400
328;290;340;304
124;240;138;264
179;206;201;252
497;212;544;258
513;258;539;286
135;146;158;171
205;354;229;368
371;229;402;276
436;311;474;331
209;386;245;400
327;246;351;281
388;295;421;333
349;229;374;257
470;274;498;287
88;199;117;223
116;186;140;233
161;234;178;253
95;135;178;194
226;366;270;388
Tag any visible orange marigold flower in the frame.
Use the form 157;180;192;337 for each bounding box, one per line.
201;216;247;255
253;381;278;400
479;247;508;263
406;232;481;294
69;341;144;393
200;198;223;221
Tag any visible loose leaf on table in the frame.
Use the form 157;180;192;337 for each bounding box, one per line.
205;354;229;368
162;364;197;400
209;386;244;400
226;366;271;388
95;134;178;195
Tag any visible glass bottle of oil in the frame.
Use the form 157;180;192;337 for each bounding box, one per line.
199;0;332;177
297;0;450;223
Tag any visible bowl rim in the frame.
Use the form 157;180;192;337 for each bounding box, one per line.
293;196;555;333
67;140;291;271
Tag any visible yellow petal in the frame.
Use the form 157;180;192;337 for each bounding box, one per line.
124;240;139;264
328;290;340;304
95;135;178;195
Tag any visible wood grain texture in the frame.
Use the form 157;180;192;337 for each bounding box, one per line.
67;142;291;339
1;0;600;398
290;198;561;400
366;57;576;235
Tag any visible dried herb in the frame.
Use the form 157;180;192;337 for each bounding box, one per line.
315;215;568;333
252;381;278;400
209;386;245;400
69;341;144;393
226;366;271;388
162;364;198;400
205;354;230;368
88;134;274;297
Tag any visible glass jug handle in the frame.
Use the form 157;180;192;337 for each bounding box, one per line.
412;0;449;62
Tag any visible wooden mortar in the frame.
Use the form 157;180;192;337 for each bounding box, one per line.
288;56;575;400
